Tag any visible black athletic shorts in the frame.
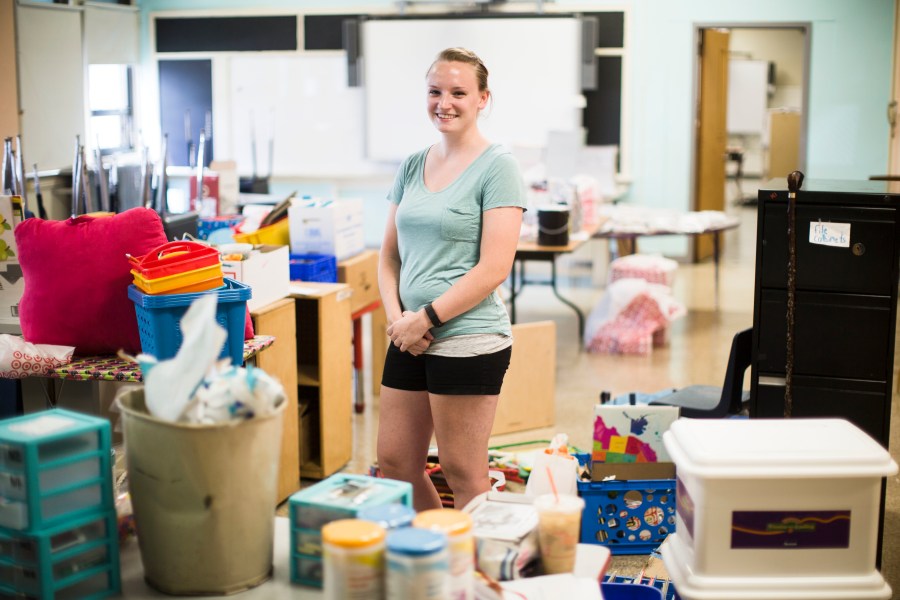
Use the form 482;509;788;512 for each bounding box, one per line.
381;344;512;395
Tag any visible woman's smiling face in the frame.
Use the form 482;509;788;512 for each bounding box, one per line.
426;60;488;135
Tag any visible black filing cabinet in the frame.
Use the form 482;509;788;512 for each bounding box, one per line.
751;178;900;447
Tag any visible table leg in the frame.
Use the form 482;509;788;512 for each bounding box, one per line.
353;317;364;414
549;257;585;344
713;231;721;306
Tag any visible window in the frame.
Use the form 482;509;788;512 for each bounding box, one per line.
88;64;134;154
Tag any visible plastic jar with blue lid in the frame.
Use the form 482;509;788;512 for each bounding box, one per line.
357;503;416;530
385;528;449;600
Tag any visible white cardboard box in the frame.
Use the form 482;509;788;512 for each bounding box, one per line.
0;196;24;328
288;198;365;261
221;245;290;312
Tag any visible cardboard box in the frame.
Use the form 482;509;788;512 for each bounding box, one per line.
209;160;239;215
221;245;290;312
189;171;219;218
288;198;364;261
0;196;24;328
337;249;380;314
492;321;556;435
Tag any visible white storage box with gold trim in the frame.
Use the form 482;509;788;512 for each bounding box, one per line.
660;418;897;600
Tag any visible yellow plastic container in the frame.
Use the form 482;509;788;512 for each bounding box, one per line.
131;262;224;295
412;509;474;600
233;218;290;246
321;519;386;599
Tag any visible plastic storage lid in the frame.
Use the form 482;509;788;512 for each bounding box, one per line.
357;503;416;530
386;528;448;557
412;509;473;535
321;519;386;548
663;419;899;479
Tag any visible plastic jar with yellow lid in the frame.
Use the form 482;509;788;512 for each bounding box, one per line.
321;519;386;600
412;509;474;600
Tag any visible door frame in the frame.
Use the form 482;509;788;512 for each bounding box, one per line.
689;22;812;258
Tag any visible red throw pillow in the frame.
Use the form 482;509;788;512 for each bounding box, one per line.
15;208;169;355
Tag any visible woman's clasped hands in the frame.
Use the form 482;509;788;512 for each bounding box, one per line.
386;310;435;356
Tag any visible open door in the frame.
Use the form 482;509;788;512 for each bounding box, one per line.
694;28;730;261
889;0;900;175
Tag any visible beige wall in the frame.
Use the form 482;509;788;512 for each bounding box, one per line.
0;0;19;140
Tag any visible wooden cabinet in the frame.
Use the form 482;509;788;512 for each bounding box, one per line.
750;179;900;446
251;298;300;502
291;282;353;479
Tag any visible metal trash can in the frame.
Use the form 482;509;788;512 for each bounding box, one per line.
116;388;285;595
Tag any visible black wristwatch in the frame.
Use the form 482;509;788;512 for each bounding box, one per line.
423;302;444;328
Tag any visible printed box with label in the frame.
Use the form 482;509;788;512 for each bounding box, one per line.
0;196;24;327
221;245;290;312
288;199;364;261
337;249;379;314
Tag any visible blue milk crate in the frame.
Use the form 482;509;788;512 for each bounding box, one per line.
128;278;251;366
287;474;412;587
289;254;337;283
577;456;676;555
0;509;120;599
0;410;113;532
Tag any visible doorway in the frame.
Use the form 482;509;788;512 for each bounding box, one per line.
692;24;810;261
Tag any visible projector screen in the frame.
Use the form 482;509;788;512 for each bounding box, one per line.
361;17;583;162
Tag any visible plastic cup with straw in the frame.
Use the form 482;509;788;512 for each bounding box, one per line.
533;466;585;574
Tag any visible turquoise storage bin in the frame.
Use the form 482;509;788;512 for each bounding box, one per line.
0;410;113;532
0;509;120;599
287;474;412;587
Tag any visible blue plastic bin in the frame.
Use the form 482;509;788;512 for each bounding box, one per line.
577;454;676;555
289;254;337;283
601;582;664;599
128;278;251;365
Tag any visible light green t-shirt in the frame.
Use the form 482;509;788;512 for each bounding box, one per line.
387;143;527;340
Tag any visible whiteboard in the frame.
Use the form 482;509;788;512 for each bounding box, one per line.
362;18;583;162
225;54;373;177
727;59;769;135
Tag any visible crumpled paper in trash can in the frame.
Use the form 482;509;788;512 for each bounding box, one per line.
137;294;284;423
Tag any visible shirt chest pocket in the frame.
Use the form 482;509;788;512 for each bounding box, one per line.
440;206;480;243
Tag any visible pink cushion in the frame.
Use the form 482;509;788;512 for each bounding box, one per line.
15;208;169;355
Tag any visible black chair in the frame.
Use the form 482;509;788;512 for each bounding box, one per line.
649;328;753;418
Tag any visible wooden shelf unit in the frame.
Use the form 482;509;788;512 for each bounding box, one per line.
291;282;353;479
250;298;300;503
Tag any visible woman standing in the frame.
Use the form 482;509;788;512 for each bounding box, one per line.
377;47;526;511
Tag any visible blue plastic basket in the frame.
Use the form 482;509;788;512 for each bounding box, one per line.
289;254;337;283
577;452;676;555
127;278;251;365
601;582;665;599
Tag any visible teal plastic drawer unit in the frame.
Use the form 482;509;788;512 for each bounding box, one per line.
0;410;113;532
0;510;120;599
288;474;411;587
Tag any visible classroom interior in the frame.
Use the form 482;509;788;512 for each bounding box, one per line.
2;0;900;597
